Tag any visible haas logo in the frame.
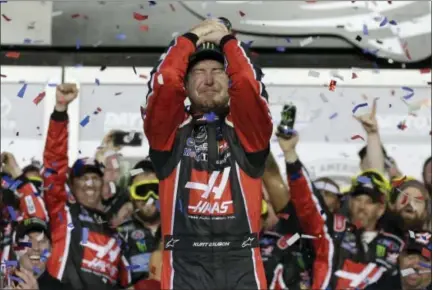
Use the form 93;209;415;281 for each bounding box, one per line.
186;167;234;216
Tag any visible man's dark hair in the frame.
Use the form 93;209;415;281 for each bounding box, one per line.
358;145;388;160
129;157;156;185
22;164;40;176
422;156;431;177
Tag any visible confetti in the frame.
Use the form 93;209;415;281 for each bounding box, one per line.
127;264;141;270
51;11;63;17
285;38;291;43
139;74;148;79
319;93;328;103
401;268;416;277
10;276;24;283
276;46;286;52
130;168;144;176
5;260;18;267
351;135;365;141
93;107;102;115
95;78;100;85
81;228;89;244
397;121;407;130
100;65;107;71
329;80;337;91
286;233;300;246
139;25;149;32
351;72;358;79
402;86;414;100
33;91;46;105
308;70;320;78
17;84;28;98
389;20;397;25
116;33;126;40
7;206;16;221
299;36;313;47
32;266;41;275
379;17;388;27
133;12;148;21
204;112;216;122
355;35;362;42
149;0;156;5
239;10;245;17
352;103;368;114
114;92;122;96
6;51;20;59
329;112;338;119
80;115;90;127
357;176;372;184
132;66;137;75
1;74;6;77
420;68;431;74
76;40;80;50
362;24;368;35
169;3;175;11
71;13;80;18
1;14;11;21
18;242;32;248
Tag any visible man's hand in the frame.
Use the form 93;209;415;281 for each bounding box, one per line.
110;201;134;228
354;99;378;134
13;268;39;290
190;19;229;46
55;83;79;112
95;130;123;165
277;133;300;163
1;152;22;178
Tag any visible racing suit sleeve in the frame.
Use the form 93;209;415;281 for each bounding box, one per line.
221;35;273;154
14;176;48;221
285;159;334;290
42;110;71;281
142;33;197;152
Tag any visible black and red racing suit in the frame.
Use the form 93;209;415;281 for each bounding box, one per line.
143;32;273;289
285;159;405;290
40;110;131;290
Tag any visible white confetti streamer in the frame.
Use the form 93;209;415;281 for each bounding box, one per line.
286;233;300;246
130;168;144;177
300;36;314;47
400;268;416;277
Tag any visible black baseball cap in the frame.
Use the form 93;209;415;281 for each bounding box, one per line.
350;170;390;204
16;217;50;241
129;156;155;185
69;157;104;181
187;42;225;73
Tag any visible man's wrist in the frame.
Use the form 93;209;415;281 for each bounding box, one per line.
284;151;298;163
55;103;67;112
220;34;236;49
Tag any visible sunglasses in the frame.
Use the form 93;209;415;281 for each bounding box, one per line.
130;179;159;201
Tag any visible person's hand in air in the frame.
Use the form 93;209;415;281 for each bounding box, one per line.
55;83;79;112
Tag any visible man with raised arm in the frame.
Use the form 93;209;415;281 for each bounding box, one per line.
142;19;273;290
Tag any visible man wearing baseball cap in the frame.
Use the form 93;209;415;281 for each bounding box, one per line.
143;18;272;289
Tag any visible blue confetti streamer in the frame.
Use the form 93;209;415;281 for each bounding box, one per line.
7;206;16;221
47;83;58;87
403;93;414;100
58;212;63;222
276;46;286;52
149;0;156;5
285;38;291;43
23;38;32;44
116;33;127;40
10;276;24;283
67;223;74;229
352;103;368;114
329;112;338;119
357;176;371;184
204;112;216;122
419;261;431;269
17;83;27;98
389;20;397;25
95;78;100;85
362;24;368;35
32;266;41;275
243;40;254;48
18;242;32;248
9;180;22;191
76;39;80;50
402;86;414;93
379;17;388;27
5;260;18;267
126;264;141;270
82;227;89;244
80;115;90;127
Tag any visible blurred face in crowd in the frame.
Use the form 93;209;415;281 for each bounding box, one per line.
399;252;431;290
131;172;159;223
73;172;103;210
320;190;341;214
101;155;121;200
18;231;51;277
394;186;428;230
349;194;385;231
186;60;230;114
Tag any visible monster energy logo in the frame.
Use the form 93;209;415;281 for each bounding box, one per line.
376;245;386;257
136;241;147;252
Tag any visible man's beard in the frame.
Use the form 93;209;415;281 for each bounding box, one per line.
401;214;425;230
136;210;160;224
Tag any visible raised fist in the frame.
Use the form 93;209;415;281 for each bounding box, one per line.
55;83;79;112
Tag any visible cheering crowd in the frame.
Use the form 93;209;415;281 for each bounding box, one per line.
1;19;432;290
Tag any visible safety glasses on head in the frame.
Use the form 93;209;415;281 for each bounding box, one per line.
130;179;159;201
350;169;391;203
28;176;43;189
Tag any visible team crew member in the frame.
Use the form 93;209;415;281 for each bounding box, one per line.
40;84;131;290
143;19;272;289
276;131;405;290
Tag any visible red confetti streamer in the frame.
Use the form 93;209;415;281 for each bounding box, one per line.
169;3;175;11
329;80;337;91
139;24;149;31
133;12;148;21
404;48;412;60
71;13;80;18
33;91;46;105
139;74;148;79
420;68;431;74
239;10;245;17
351;72;358;79
397;121;407;130
351;135;365;141
2;14;11;21
5;51;20;59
